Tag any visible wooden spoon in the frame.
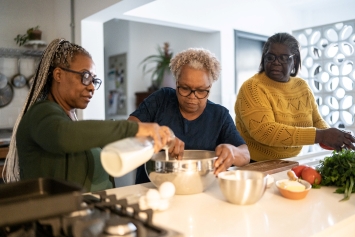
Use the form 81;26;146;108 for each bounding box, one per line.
287;170;299;181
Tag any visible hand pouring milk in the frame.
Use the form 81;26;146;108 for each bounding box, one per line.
101;132;174;177
101;137;154;177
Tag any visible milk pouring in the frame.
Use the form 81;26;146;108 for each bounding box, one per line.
101;132;174;177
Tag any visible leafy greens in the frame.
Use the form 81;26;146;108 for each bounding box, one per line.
316;149;355;201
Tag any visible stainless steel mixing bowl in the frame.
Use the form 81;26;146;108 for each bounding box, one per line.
218;170;267;205
145;150;217;195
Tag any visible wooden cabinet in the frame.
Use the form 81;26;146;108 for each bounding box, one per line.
0;147;9;159
0;146;9;182
135;91;155;108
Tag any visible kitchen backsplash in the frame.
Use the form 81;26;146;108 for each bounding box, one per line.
0;57;37;128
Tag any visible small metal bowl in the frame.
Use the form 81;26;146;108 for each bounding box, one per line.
145;150;217;195
218;170;268;205
276;179;311;200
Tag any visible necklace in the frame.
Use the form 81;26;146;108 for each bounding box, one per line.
72;110;78;121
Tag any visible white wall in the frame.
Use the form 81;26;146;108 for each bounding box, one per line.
219;28;237;119
0;0;71;48
0;0;72;128
3;0;353;126
295;2;355;31
73;0;122;45
103;20;221;120
81;20;105;120
0;0;122;127
103;19;130;121
131;21;221;110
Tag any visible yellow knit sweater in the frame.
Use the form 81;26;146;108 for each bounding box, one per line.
235;72;329;161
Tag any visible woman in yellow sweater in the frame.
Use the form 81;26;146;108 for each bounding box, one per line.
235;32;355;161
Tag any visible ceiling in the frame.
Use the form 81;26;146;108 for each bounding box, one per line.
89;0;355;36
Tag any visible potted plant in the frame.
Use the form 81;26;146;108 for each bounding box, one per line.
140;42;174;91
14;26;42;46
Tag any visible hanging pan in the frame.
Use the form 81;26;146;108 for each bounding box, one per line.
0;72;8;89
12;58;27;88
0;82;14;108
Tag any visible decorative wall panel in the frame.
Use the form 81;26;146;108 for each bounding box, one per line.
293;20;355;131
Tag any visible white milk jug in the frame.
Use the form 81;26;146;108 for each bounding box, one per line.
101;137;155;177
101;130;174;177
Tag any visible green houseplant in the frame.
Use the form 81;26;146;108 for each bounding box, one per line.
140;42;173;90
14;26;42;46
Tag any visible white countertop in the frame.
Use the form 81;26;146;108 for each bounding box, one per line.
105;150;355;237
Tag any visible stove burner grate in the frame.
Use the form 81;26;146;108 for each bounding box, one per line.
0;191;182;237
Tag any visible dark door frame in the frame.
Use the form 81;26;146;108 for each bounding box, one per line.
234;30;268;94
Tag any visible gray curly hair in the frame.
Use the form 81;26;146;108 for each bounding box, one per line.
169;48;221;82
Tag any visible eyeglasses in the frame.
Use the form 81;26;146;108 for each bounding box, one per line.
264;53;295;64
177;84;211;99
59;67;102;90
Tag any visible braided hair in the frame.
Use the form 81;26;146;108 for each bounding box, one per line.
3;39;91;182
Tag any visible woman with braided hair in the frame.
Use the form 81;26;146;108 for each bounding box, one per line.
3;39;174;192
129;48;250;184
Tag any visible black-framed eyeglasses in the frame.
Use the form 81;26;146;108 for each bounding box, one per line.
177;84;211;99
59;67;102;90
264;53;295;64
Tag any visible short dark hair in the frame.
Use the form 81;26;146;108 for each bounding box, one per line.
258;32;301;77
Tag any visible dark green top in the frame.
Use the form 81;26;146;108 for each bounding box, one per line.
16;100;139;192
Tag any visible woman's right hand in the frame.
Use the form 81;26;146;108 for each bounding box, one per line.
316;128;355;151
136;122;174;153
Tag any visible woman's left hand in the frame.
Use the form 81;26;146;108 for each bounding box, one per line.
214;144;250;176
168;136;185;160
316;128;355;151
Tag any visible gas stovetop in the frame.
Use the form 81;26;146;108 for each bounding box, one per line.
0;179;182;237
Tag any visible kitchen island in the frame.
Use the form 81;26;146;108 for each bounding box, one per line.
105;150;355;237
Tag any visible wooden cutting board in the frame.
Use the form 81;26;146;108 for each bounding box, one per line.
235;160;299;175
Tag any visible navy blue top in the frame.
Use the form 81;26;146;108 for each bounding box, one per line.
130;87;245;184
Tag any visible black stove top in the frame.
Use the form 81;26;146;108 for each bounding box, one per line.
0;190;182;237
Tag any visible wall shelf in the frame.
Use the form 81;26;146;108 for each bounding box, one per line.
0;48;43;58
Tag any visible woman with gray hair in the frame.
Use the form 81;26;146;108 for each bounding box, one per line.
235;32;355;163
129;48;250;184
3;39;174;192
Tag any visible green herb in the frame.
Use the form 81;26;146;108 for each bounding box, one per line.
316;149;355;201
14;26;40;46
312;183;321;189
